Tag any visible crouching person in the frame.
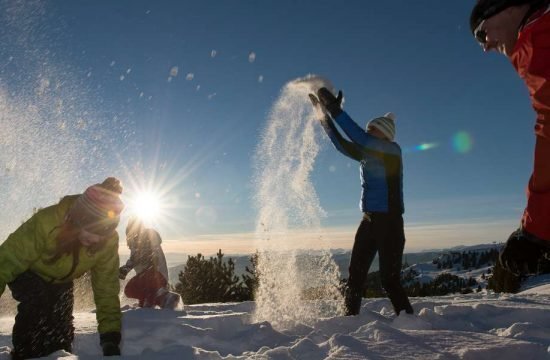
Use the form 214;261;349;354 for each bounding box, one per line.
119;218;180;309
0;178;125;359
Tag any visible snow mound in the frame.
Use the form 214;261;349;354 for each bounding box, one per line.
1;292;549;359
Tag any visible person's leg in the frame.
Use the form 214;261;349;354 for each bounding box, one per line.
125;269;167;307
345;214;378;315
124;272;149;306
48;282;75;353
377;215;413;315
146;271;170;307
500;228;549;275
8;272;75;359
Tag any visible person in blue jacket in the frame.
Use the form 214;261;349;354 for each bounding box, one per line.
310;88;413;316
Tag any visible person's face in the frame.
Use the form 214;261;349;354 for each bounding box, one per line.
474;7;526;56
78;229;106;247
367;126;389;141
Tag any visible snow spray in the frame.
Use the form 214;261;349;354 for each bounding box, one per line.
0;1;131;241
252;75;345;328
0;2;131;314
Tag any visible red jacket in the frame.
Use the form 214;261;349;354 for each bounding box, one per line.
511;5;550;241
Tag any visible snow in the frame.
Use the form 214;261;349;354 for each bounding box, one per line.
521;274;550;295
248;52;256;63
1;286;549;359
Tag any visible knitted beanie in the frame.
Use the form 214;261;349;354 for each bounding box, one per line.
68;177;125;236
470;0;541;34
367;112;396;141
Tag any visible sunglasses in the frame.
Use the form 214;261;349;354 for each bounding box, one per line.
474;20;488;45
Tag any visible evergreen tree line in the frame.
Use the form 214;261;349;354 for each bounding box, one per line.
363;269;479;298
173;250;258;304
172;248;550;304
433;249;500;271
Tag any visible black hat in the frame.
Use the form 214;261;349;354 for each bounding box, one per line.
470;0;537;34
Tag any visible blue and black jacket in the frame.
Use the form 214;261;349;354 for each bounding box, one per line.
320;111;404;214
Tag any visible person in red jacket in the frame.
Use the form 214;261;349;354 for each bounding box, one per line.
470;0;550;274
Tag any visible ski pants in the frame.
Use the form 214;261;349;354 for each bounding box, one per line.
8;271;74;360
346;213;412;315
124;268;167;307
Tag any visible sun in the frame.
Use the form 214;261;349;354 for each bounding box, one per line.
130;191;162;223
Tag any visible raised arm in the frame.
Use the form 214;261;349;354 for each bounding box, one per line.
316;88;400;156
319;114;363;161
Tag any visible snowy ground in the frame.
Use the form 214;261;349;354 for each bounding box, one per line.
0;285;549;360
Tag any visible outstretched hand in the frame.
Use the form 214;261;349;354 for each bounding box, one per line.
315;88;343;119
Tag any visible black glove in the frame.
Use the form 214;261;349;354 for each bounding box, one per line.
118;265;131;280
500;229;545;275
309;93;320;107
100;331;121;356
316;87;343;119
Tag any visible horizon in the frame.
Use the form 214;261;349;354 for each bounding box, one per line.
123;221;510;267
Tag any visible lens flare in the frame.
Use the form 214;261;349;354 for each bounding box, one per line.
403;142;439;153
452;131;473;153
416;143;438;151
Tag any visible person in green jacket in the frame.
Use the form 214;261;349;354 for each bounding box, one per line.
0;177;125;359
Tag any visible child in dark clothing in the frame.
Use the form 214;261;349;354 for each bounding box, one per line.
119;218;180;309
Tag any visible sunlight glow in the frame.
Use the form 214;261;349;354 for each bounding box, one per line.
130;191;162;223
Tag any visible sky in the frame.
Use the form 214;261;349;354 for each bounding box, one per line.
0;0;536;256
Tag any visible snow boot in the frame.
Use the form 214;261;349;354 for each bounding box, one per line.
160;291;181;310
344;289;362;316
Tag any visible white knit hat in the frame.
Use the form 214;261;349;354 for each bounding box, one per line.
367;112;396;141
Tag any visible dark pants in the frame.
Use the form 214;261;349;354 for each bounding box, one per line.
345;213;413;316
8;271;74;360
500;228;550;275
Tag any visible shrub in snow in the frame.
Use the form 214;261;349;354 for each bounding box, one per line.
174;250;256;304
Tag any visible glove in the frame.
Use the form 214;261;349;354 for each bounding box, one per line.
119;265;131;280
100;331;121;356
316;87;343;119
499;228;544;275
309;93;329;125
309;93;320;107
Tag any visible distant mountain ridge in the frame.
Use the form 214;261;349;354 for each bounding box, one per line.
167;243;503;284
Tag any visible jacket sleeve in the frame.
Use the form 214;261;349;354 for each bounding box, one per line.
124;247;137;270
0;213;46;297
91;235;122;334
319;114;363;161
333;111;401;156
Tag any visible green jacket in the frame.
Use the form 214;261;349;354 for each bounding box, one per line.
0;195;122;334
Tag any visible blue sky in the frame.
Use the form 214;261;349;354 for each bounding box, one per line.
0;1;534;256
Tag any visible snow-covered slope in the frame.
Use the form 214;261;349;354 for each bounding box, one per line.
1;286;549;359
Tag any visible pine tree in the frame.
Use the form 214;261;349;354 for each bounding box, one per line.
241;252;259;300
175;249;248;304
